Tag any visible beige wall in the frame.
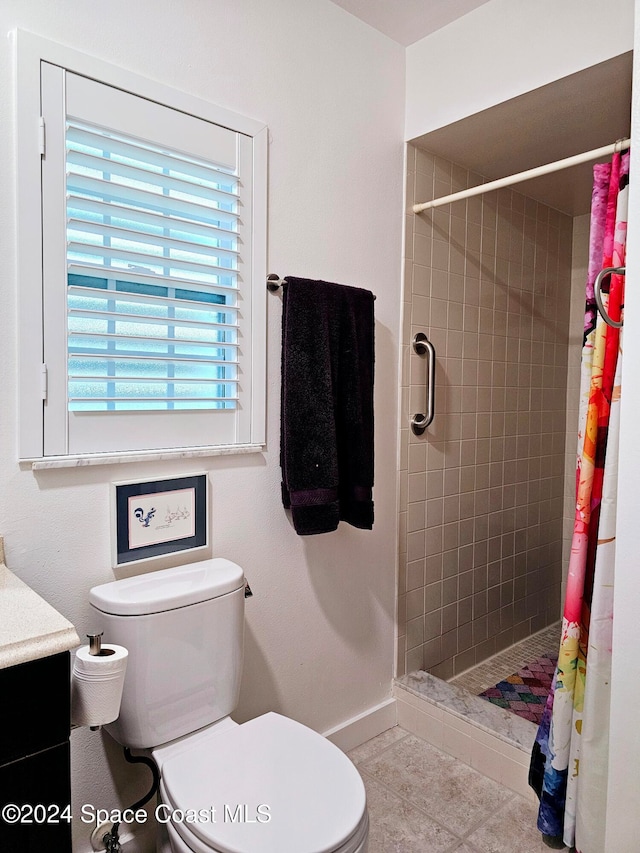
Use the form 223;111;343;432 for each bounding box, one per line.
398;145;572;679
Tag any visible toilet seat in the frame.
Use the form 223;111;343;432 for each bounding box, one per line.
157;712;368;853
161;808;369;853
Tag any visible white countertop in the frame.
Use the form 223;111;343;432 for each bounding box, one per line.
0;549;80;670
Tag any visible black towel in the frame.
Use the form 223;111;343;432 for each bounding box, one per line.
280;277;375;535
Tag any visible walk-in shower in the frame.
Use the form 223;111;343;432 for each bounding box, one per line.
397;145;577;687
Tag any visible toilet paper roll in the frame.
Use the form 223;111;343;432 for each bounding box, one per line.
71;644;128;728
73;643;128;674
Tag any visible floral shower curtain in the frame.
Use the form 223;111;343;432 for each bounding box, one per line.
529;149;630;852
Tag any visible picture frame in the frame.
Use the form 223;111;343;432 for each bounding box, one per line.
111;473;208;566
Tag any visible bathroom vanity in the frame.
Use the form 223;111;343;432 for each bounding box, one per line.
0;546;79;853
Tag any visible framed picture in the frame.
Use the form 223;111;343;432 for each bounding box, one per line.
112;473;208;566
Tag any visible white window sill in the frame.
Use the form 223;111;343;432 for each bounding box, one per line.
27;444;266;470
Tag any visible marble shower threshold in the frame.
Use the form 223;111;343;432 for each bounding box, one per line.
395;669;537;753
395;621;561;755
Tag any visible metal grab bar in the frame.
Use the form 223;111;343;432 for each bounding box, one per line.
594;265;626;328
411;332;435;434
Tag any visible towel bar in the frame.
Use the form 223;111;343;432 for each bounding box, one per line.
267;273;376;299
411;332;435;435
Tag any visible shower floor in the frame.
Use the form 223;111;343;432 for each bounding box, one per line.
449;622;561;697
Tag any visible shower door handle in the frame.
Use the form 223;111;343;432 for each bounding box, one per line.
411;332;435;435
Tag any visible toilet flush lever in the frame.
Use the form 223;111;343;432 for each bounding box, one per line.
244;580;253;598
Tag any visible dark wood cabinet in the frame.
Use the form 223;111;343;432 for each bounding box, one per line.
0;652;72;852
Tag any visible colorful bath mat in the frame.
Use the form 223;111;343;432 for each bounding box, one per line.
478;654;558;724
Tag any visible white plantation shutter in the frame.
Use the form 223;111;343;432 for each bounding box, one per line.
34;63;265;457
65;119;240;412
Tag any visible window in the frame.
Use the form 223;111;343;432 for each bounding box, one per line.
17;33;266;460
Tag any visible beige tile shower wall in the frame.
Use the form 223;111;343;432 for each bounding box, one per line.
398;144;572;680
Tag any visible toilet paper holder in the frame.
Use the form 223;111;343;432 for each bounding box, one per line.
86;631;116;657
87;631;103;655
71;631;127;732
87;633;107;730
71;634;103;730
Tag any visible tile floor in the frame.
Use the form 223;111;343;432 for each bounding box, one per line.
349;726;556;853
449;623;560;697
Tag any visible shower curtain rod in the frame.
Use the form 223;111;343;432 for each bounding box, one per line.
412;138;631;213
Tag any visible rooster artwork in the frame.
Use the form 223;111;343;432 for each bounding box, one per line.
134;506;156;528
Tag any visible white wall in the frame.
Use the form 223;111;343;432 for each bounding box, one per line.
606;1;640;845
405;0;635;141
0;2;405;850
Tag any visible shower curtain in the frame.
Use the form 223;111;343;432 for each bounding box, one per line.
529;149;630;852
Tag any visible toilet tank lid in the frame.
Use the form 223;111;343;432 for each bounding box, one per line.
89;559;245;616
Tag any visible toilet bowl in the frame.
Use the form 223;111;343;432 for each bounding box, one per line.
90;560;369;853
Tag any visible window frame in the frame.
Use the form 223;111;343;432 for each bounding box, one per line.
16;30;267;464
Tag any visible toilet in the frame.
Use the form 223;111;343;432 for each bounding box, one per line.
90;559;369;853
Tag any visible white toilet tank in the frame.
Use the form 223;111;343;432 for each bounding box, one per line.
89;559;245;749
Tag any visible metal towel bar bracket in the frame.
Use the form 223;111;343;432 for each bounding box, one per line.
411;332;435;435
594;265;626;328
267;273;287;291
